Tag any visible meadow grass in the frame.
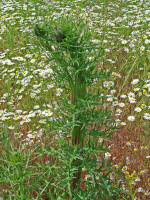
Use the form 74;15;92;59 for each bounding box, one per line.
0;0;150;199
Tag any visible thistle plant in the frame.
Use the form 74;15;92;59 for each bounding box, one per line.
33;17;126;199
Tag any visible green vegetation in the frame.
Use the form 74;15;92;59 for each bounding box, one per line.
0;0;149;199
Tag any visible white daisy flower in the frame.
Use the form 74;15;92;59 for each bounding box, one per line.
131;79;139;85
127;116;135;121
143;113;150;120
134;107;142;112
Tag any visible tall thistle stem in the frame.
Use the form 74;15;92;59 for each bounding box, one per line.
71;74;87;190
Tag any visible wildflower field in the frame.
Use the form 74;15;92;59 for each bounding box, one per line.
0;0;150;199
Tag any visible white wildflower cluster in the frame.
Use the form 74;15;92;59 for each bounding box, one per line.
0;0;150;197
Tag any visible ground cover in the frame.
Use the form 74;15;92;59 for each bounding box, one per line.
0;0;150;199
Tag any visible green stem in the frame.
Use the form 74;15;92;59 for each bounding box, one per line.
71;74;87;190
